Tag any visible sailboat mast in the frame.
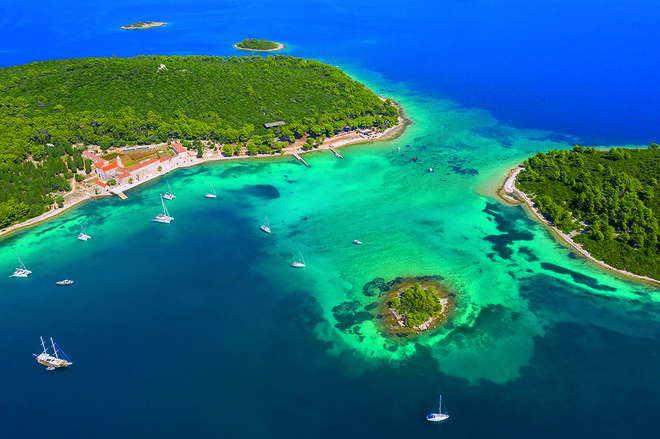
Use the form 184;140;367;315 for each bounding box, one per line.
40;336;47;354
161;195;168;216
50;337;59;358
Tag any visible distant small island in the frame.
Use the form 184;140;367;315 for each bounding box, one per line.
234;38;284;52
377;278;455;338
121;21;167;30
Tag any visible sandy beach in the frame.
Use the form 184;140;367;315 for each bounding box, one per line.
499;166;660;286
0;113;409;239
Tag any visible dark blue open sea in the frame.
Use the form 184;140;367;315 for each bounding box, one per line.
2;1;660;438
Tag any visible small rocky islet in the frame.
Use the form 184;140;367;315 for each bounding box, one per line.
375;276;456;338
332;276;456;340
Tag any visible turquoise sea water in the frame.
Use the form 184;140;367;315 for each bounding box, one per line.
2;1;660;438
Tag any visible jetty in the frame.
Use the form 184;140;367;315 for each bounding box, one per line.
329;147;343;159
293;153;309;167
115;191;128;200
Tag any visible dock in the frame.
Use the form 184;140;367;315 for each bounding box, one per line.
115;191;128;200
292;153;309;167
329;147;343;159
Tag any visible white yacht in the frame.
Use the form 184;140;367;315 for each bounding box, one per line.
205;183;217;198
426;395;450;422
34;337;73;370
78;224;91;241
56;279;74;285
163;180;176;200
153;194;174;223
260;215;271;234
10;254;31;278
291;251;305;268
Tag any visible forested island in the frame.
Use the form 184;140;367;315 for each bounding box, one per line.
234;38;283;52
121;21;167;30
0;55;400;230
514;144;660;281
377;278;454;337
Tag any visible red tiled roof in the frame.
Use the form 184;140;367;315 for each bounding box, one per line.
83;151;107;164
101;163;119;172
127;158;159;172
172;143;186;154
159;156;171;162
96;181;107;188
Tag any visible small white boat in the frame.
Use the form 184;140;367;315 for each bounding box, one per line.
78;224;91;241
56;279;74;285
291;251;305;268
163;180;176;200
10;254;32;278
34;337;73;370
153;194;174;224
352;240;362;245
205;183;217;198
260;215;271;234
426;395;450;422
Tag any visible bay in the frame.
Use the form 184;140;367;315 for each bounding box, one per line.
1;1;659;437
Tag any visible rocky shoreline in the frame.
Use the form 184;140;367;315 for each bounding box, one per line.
121;21;167;30
233;42;285;52
499;165;660;286
375;277;456;339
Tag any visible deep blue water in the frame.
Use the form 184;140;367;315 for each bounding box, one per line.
2;1;660;438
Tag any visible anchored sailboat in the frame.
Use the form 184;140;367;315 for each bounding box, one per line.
34;337;73;370
291;251;305;268
426;395;450;422
163;180;176;200
260;215;271;234
152;194;174;223
10;254;31;278
205;183;217;198
78;224;91;241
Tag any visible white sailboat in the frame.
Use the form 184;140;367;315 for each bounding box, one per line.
291;251;305;268
260;215;271;234
204;183;217;198
34;337;73;370
152;194;174;223
426;395;450;422
10;254;32;277
78;224;91;241
163;180;176;200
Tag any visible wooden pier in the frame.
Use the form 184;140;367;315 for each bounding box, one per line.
292;153;309;167
329;148;343;159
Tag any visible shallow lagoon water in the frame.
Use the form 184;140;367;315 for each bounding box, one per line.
2;1;660;438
